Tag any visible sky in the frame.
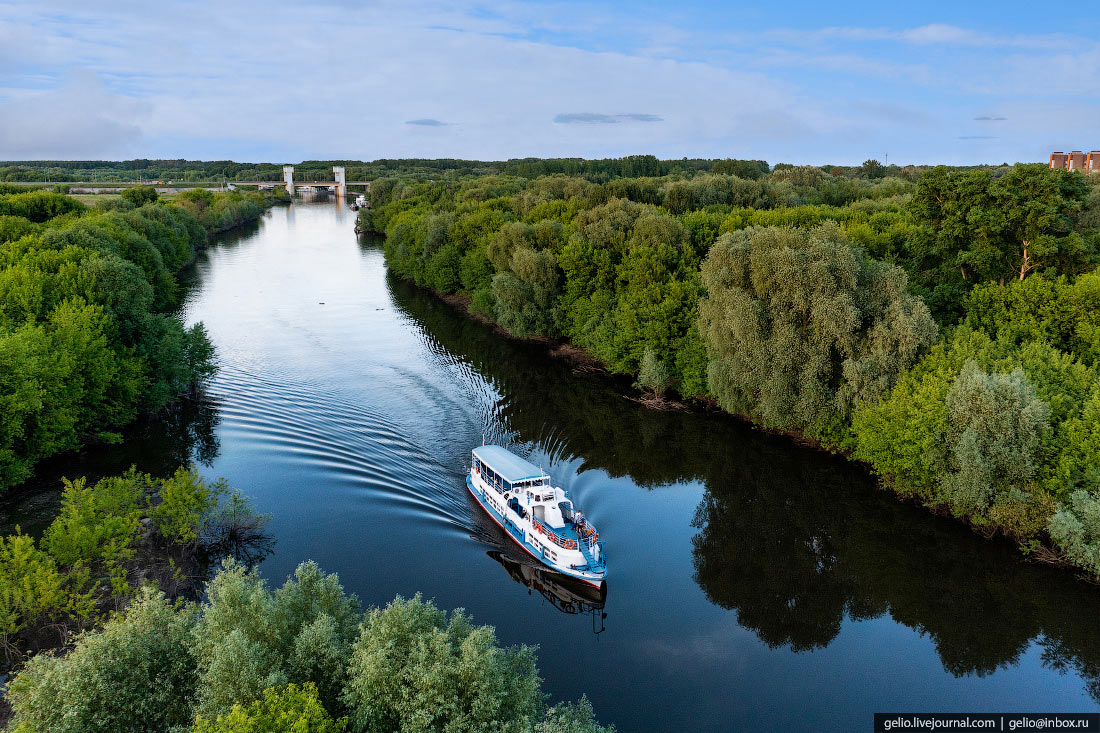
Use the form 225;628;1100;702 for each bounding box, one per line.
0;0;1098;166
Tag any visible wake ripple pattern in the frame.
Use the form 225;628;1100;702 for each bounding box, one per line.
206;362;473;535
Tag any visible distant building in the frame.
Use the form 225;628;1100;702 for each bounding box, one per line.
1050;150;1100;173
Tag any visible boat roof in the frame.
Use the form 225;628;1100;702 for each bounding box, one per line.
472;445;547;483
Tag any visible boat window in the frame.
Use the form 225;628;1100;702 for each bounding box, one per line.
559;501;574;522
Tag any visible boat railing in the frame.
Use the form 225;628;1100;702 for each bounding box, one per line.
578;522;599;547
531;517;578;550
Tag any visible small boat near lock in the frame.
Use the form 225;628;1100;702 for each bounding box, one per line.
467;445;606;588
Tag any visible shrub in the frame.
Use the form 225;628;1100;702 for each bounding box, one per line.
153;465;223;547
1048;490;1100;575
0;533;90;658
193;560;360;718
120;186;159;207
6;587;197;733
634;348;671;396
42;472;145;594
193;683;347;733
536;696;616;733
341;594;541;733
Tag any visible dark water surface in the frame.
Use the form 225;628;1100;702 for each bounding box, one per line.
10;202;1100;730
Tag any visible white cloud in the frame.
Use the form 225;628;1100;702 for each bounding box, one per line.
0;1;1097;165
0;70;146;158
0;0;853;161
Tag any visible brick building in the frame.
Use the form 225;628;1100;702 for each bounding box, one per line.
1050;150;1100;173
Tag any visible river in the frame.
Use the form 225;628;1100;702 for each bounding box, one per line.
9;200;1100;730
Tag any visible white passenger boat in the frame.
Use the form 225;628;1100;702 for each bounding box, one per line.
467;445;606;588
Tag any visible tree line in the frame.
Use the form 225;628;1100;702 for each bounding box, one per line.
0;186;284;490
359;161;1100;578
2;155;956;187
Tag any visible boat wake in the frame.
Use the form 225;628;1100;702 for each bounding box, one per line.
206;363;473;534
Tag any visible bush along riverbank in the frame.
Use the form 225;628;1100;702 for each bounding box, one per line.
0;466;269;670
0;186;285;490
358;161;1100;579
2;555;613;733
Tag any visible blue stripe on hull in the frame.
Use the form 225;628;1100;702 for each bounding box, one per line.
465;474;604;588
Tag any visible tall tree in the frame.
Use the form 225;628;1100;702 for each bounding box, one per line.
699;224;937;436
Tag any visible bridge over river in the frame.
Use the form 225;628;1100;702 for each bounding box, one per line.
5;165;370;197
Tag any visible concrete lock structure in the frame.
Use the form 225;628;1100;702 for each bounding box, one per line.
333;166;346;196
280;165;347;196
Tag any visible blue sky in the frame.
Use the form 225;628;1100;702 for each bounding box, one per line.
1;0;1098;165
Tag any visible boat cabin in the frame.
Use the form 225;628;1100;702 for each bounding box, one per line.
472;446;571;529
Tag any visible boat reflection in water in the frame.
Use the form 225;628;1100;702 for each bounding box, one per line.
488;549;608;634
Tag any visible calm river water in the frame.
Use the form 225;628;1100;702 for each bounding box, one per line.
10;201;1100;730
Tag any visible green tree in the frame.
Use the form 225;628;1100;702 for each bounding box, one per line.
908;164;1091;319
965;270;1100;365
852;327;1100;537
42;471;145;595
492;246;561;338
0;532;91;658
0;215;36;243
6;587;197;733
941;362;1051;517
193;560;360;718
120;186;159;207
859;159;886;179
698;224;936;437
341;594;541;733
152;465;223;548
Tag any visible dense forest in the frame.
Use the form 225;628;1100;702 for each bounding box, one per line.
0;185;286;490
356;159;1100;578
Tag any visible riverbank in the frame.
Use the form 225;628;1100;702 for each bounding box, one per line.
0;467;269;686
0;186;291;493
389;261;1099;583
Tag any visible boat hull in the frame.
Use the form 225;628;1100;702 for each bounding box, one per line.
466;474;605;589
